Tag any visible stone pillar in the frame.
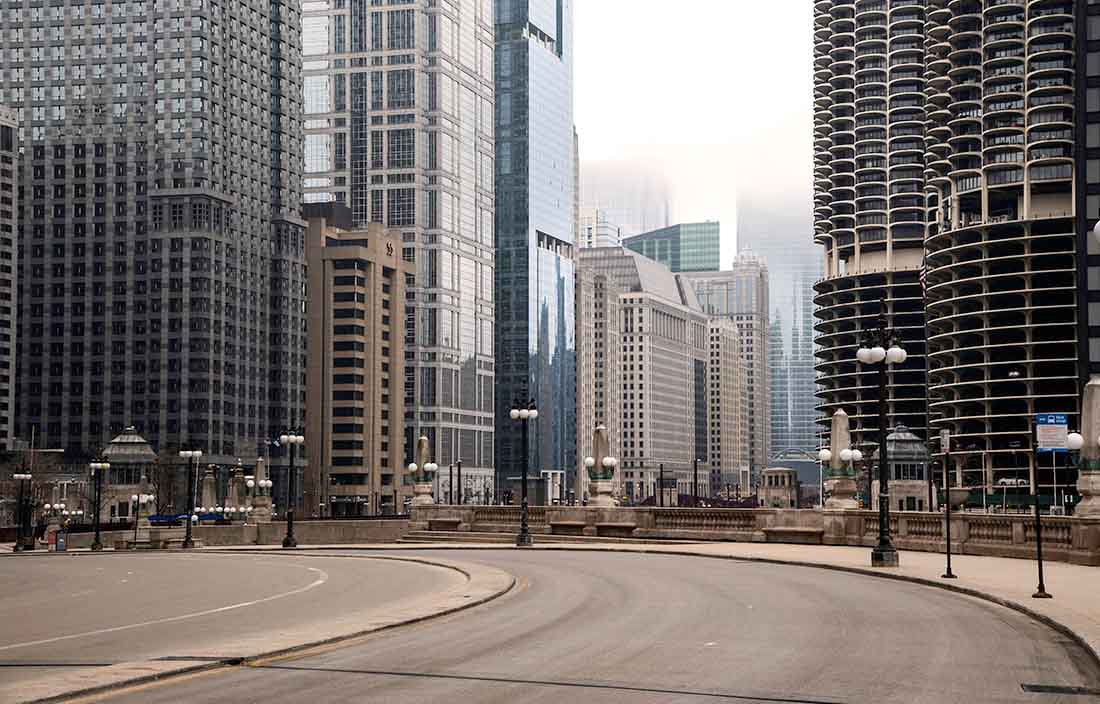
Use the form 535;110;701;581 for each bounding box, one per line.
251;457;272;523
201;468;218;509
411;435;435;506
825;409;859;509
1076;376;1100;517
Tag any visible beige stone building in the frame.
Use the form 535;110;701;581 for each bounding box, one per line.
707;319;748;498
575;265;624;502
683;254;770;487
305;205;412;517
577;248;708;504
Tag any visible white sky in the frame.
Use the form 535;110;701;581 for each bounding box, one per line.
574;0;814;265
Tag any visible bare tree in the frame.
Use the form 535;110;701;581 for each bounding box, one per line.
147;451;186;515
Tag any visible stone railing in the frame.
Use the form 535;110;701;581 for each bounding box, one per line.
410;504;1100;565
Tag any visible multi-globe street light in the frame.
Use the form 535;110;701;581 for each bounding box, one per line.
509;399;538;547
178;449;202;549
856;300;907;568
129;492;154;545
88;461;108;551
817;448;831;508
12;472;32;552
279;432;305;548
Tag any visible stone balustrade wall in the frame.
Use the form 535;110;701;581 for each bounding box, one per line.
410;505;1100;566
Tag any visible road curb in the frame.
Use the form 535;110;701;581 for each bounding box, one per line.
15;553;516;704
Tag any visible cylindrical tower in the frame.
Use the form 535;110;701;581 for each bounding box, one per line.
814;0;930;454
923;0;1079;491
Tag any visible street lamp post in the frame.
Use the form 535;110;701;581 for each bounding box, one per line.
856;300;907;567
12;472;32;552
130;492;154;546
693;458;700;507
456;459;463;505
178;450;202;548
940;430;957;579
510;399;538;547
89;462;108;551
280;432;305;548
448;464;454;505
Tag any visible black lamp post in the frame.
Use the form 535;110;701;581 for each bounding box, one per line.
178;450;202;549
12;472;32;552
510;399;538;547
693;458;700;507
448;464;454;505
280;432;304;548
658;463;665;507
856;299;906;568
88;461;108;551
939;431;956;579
456;459;463;505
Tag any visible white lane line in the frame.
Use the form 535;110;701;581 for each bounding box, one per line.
0;567;329;652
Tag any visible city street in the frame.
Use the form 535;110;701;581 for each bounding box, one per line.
0;552;464;693
88;549;1099;704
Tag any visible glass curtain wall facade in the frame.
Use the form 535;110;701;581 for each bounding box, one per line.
299;0;497;490
623;221;721;273
6;0;306;464
495;0;576;488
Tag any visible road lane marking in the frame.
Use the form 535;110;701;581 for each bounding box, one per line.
0;567;328;652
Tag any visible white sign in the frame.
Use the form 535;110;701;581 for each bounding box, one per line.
1036;413;1068;450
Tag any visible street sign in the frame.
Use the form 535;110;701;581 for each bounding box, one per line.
1036;413;1069;451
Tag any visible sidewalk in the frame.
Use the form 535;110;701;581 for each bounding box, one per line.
207;540;1100;666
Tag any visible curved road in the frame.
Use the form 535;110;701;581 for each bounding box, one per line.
95;549;1098;703
0;552;463;690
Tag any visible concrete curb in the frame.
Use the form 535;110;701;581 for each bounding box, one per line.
14;553;516;704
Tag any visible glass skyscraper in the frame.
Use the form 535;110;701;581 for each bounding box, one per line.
299;1;497;493
623;222;721;273
495;0;576;486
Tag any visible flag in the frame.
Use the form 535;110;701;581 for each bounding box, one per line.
919;249;928;297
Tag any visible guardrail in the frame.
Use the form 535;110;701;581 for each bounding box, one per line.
410;505;1100;565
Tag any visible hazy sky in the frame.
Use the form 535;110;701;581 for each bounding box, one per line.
574;0;814;265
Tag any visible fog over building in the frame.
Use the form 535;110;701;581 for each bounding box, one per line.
580;160;672;238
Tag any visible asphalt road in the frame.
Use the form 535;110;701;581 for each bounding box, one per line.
0;552;463;689
94;549;1099;704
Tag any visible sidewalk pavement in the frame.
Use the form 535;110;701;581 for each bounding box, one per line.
206;540;1100;667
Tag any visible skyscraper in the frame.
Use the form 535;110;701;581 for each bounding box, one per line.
812;0;928;458
683;253;771;481
0;108;16;452
924;0;1079;491
624;222;721;274
578;206;622;249
9;0;306;464
495;0;576;488
304;204;411;517
300;1;497;493
577;247;708;502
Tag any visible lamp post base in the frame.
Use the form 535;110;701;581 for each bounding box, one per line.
515;532;532;548
941;572;957;579
181;538;195;549
1032;589;1052;599
282;536;297;549
871;546;899;567
91;540;103;552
